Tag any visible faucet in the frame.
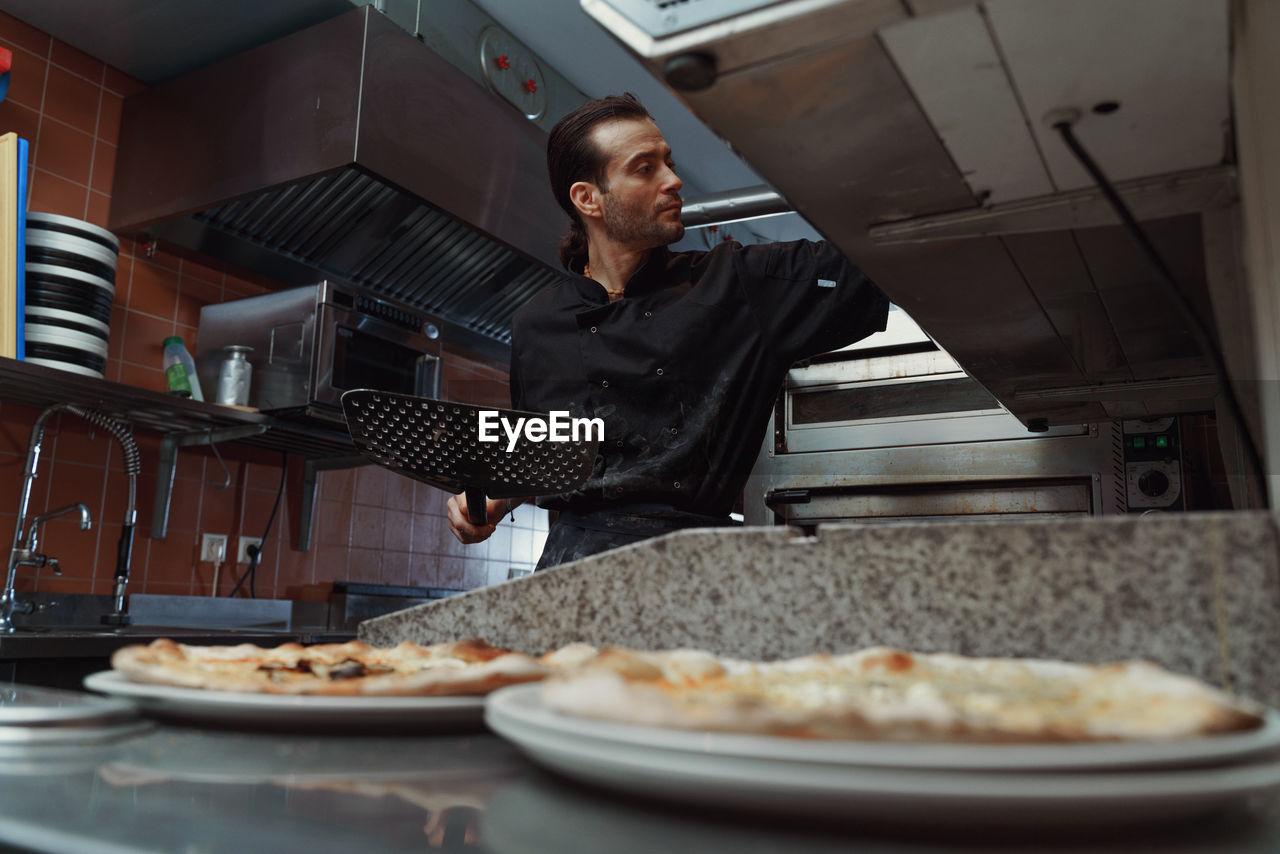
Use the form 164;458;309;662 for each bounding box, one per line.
17;503;93;572
1;404;140;633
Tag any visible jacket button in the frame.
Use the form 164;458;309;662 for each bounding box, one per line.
590;326;597;333
673;482;681;489
656;368;664;376
644;311;652;318
670;428;678;435
616;440;624;447
601;380;609;388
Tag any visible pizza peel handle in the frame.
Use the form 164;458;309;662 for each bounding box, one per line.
463;487;487;527
340;390;600;526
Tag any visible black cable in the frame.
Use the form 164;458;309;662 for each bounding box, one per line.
229;452;289;598
1053;121;1267;507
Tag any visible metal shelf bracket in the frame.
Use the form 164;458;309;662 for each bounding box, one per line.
297;456;370;552
152;426;269;539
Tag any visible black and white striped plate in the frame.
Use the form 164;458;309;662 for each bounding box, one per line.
24;291;113;325
24;305;111;337
26;261;115;296
24;345;107;378
26;211;120;254
26;229;119;273
24;323;110;358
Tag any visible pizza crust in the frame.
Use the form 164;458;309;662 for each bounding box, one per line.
110;638;554;696
539;647;1266;743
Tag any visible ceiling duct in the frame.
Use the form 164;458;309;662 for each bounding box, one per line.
680;184;791;229
109;5;568;363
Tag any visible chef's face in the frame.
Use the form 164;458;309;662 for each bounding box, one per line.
592;118;684;248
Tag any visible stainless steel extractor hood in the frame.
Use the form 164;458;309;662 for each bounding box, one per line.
109;5;568;363
581;0;1237;429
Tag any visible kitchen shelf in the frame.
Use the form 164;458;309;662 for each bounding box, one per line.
0;358;368;548
0;357;357;458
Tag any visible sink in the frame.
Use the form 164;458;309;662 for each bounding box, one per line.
6;594;297;636
8;625;165;636
6;625;143;636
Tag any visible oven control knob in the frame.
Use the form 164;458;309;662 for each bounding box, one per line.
1137;469;1170;498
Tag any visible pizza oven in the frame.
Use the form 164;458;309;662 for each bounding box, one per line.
743;309;1133;526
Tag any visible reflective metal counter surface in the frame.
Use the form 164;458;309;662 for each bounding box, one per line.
1;723;1278;854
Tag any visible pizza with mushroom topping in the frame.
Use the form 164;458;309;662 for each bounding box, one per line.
109;638;594;696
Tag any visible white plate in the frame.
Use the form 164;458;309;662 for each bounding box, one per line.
84;670;486;730
486;685;1280;827
489;685;1280;772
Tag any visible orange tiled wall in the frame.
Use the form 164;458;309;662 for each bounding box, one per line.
0;12;545;601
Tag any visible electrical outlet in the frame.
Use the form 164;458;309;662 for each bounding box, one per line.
200;533;228;563
238;537;263;564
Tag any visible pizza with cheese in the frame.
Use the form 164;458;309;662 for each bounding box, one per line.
538;646;1266;742
110;638;596;697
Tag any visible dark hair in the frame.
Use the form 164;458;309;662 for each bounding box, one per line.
547;93;653;270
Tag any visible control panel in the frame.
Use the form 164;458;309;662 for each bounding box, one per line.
328;284;439;338
1122;417;1184;512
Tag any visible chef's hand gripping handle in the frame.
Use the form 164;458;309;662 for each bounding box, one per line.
465;488;488;526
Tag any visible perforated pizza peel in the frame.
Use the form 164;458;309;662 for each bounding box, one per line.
341;390;600;526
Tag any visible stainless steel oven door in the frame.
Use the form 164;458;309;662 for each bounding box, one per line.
744;349;1124;525
312;304;442;414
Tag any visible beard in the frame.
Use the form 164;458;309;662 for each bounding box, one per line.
602;192;684;248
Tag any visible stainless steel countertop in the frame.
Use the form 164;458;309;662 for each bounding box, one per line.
0;721;1277;853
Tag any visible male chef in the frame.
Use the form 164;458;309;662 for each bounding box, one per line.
448;93;888;569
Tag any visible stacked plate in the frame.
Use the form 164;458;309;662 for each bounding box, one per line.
24;212;118;378
486;685;1280;829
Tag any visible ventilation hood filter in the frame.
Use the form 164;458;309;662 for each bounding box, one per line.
109;6;568;361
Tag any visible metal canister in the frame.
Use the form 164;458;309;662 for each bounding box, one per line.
216;346;253;406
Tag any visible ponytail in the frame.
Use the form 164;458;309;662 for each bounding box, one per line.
558;218;589;272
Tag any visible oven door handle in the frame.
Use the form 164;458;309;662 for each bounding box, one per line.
765;488;811;507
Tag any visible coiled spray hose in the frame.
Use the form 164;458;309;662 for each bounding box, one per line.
63;405;139;620
10;405;140;623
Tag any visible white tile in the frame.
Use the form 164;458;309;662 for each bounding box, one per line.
532;507;550;533
488;525;512;563
487;562;511;587
510;526;535;564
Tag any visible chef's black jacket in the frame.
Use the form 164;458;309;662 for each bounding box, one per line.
509;239;889;519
